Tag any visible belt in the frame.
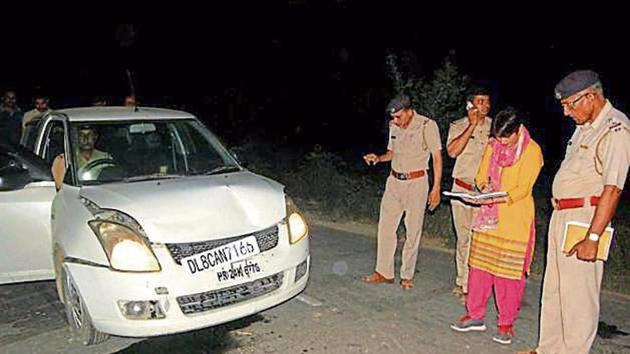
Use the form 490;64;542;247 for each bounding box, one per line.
391;169;426;181
553;196;600;210
454;178;475;191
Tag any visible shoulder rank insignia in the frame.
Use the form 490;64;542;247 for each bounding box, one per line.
608;121;622;132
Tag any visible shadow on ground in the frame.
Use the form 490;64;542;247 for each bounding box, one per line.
114;314;265;354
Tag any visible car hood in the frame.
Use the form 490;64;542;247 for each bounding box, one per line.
79;171;286;243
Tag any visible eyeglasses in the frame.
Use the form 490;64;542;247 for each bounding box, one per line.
561;93;588;110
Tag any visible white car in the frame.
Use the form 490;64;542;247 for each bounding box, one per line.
0;107;310;345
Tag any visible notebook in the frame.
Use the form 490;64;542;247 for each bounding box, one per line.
442;191;507;201
562;221;614;261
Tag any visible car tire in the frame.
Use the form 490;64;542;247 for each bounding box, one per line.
60;266;109;345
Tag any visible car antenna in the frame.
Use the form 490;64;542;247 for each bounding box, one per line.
126;68;139;112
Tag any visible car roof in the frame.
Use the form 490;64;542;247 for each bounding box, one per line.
55;106;196;122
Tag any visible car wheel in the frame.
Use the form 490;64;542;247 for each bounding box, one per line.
60;266;109;345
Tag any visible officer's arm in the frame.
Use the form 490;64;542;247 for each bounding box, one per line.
475;145;492;188
590;128;630;235
431;149;442;190
377;150;393;163
51;154;66;191
589;186;622;235
447;123;476;158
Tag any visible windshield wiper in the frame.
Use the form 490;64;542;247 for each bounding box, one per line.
81;180;105;186
202;166;241;176
84;178;128;185
124;173;184;183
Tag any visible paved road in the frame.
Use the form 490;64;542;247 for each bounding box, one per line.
1;224;630;353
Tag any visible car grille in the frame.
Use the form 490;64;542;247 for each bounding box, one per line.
176;272;284;314
165;225;279;265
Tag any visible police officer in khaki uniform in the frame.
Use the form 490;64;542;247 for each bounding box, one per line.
22;94;52;130
363;94;442;290
520;71;630;354
446;87;492;302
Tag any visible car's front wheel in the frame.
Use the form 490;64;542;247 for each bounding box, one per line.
60;266;109;345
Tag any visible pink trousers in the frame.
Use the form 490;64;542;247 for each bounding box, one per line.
465;267;527;326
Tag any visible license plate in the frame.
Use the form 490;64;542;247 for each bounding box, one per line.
182;236;260;275
216;260;262;283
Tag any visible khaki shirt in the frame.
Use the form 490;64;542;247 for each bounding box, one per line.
552;100;630;199
387;111;441;172
447;116;492;182
22;109;51;129
77;149;112;170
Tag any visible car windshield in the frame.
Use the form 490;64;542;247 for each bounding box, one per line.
70;119;240;185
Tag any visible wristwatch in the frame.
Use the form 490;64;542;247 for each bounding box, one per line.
588;232;600;242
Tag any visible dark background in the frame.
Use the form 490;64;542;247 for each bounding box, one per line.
4;4;630;294
2;4;628;170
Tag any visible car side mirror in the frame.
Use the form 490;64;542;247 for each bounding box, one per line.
0;165;31;191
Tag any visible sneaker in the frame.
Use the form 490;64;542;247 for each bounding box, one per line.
450;315;487;332
492;324;514;345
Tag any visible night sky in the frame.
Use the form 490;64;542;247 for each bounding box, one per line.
2;5;628;170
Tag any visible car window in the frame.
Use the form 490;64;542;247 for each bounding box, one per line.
20;117;44;151
41;121;66;166
173;121;230;173
70;119;239;185
0;144;51;182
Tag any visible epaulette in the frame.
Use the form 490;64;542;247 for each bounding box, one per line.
607;117;630;133
594;117;630;175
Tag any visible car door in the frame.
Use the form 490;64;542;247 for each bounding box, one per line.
0;143;56;284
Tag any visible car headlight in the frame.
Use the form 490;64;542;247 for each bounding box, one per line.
82;198;161;272
285;195;308;244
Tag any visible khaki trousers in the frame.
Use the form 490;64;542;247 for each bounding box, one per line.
375;175;429;280
537;207;604;354
450;183;478;293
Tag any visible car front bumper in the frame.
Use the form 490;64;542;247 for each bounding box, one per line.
65;226;309;337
